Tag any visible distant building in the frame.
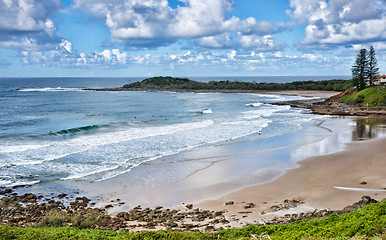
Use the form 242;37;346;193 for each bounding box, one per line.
374;75;386;85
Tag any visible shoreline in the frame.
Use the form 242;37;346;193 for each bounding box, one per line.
1;135;384;232
77;116;385;224
196;136;386;227
1;90;385;232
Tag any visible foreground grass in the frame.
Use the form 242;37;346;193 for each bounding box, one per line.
0;201;384;240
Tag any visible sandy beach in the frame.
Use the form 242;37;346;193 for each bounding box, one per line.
74;115;386;231
197;136;386;226
89;91;384;230
80;114;385;231
83;91;385;214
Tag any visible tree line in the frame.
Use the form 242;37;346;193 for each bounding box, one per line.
351;46;379;91
123;76;350;91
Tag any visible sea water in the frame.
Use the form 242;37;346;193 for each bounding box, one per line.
0;77;350;189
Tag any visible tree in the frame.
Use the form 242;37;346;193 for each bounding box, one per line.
367;46;379;87
352;48;368;91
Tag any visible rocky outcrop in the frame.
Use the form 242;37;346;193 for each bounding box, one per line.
0;188;381;232
275;98;386;116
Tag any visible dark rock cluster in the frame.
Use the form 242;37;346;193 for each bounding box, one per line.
262;196;379;225
0;188;381;233
261;198;304;214
116;206;227;231
275;99;386;116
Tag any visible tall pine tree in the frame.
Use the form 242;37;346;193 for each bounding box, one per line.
367;46;379;87
352;48;368;91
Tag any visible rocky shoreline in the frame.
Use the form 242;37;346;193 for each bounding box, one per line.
274;98;386;117
0;188;381;233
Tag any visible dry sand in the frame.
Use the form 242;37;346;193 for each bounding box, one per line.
197;137;386;226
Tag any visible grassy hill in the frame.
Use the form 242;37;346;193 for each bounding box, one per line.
336;86;386;107
0;201;385;240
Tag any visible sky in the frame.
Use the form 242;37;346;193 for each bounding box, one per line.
0;0;385;77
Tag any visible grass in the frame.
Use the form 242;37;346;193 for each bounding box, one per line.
38;209;112;229
0;201;385;240
339;86;386;106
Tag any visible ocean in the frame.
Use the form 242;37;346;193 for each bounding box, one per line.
1;76;379;202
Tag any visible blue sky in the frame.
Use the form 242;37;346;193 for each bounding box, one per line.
0;0;385;77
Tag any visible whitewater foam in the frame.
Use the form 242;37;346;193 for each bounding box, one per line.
18;87;84;92
202;109;213;114
0;88;325;187
242;105;291;119
245;102;263;107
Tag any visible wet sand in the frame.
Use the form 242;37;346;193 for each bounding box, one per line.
197;136;386;226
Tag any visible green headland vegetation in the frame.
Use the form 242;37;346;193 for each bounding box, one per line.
0;200;384;239
336;85;386;107
123;76;350;91
337;46;385;107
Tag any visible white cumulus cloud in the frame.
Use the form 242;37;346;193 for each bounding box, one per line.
287;0;386;48
0;0;62;50
73;0;287;49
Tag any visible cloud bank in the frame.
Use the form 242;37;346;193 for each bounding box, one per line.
287;0;386;49
73;0;286;49
0;0;62;50
0;0;384;75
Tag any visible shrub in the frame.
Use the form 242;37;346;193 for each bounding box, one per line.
38;210;70;227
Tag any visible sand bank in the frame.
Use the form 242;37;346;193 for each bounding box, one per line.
254;90;340;98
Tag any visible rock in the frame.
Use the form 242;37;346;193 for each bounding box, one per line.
292;197;304;204
225;201;234;206
360;196;377;204
0;189;12;195
57;193;67;199
167;221;178;227
204;225;216;233
360;181;367;185
244;202;256;209
186;204;193;210
214;211;224;216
